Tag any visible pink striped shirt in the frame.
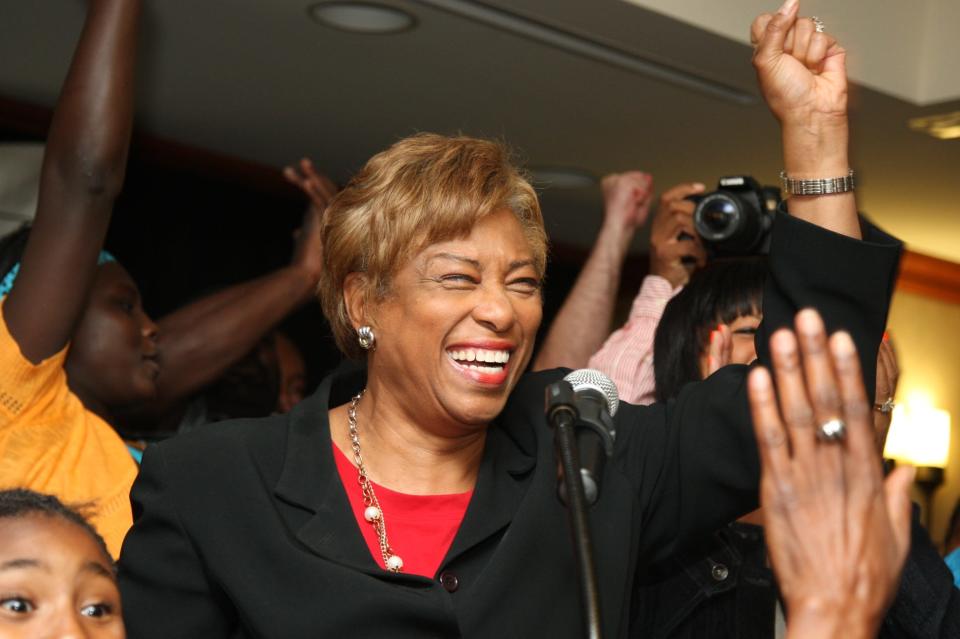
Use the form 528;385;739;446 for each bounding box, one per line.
588;275;679;405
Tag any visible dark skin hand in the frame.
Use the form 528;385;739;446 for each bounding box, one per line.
3;0;142;365
648;182;707;289
122;201;326;428
872;337;899;452
748;309;913;639
751;2;860;239
116;160;334;429
283;158;338;216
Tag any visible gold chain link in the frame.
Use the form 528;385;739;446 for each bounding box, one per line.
348;391;402;572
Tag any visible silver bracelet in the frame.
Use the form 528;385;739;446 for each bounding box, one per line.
779;169;855;196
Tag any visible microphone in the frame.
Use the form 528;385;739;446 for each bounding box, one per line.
544;371;616;638
561;369;619;506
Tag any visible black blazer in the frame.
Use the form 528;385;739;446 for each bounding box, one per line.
633;508;960;639
118;214;901;638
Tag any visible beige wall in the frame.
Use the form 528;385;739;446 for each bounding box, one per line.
887;288;960;547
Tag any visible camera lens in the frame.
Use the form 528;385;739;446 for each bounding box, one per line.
694;194;741;241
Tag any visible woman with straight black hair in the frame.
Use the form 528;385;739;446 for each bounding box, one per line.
653;257;767;403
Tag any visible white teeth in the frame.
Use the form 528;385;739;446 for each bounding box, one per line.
466;364;501;373
448;348;511;365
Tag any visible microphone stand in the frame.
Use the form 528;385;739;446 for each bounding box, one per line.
546;381;604;639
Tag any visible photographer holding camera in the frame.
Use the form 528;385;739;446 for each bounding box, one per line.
688;176;781;257
587;181;708;404
587;174;784;404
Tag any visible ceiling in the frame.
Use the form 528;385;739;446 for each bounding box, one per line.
629;0;960;106
1;0;958;261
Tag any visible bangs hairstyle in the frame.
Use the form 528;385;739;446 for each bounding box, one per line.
653;257;768;403
319;133;547;359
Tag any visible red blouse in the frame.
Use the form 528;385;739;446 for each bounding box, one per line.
332;444;473;578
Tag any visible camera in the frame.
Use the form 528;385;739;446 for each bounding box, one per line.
686;176;781;257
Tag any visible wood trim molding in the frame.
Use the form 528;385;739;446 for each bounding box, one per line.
898;249;960;305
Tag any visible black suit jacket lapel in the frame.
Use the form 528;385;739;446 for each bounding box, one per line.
273;370;380;574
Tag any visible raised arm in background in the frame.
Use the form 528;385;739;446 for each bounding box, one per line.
533;171;653;371
125;159;335;422
587;182;706;403
4;0;141;362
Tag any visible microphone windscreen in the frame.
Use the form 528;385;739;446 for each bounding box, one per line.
563;369;619;416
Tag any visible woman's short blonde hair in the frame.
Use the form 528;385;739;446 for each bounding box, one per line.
319;133;547;359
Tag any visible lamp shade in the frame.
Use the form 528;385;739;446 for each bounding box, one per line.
883;401;951;468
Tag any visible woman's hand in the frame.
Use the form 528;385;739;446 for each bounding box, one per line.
872;337;900;452
289;205;325;287
751;0;859;238
284;158;335;285
747;309;914;639
705;324;732;376
601;171;654;234
283;158;339;217
648;182;707;289
751;0;846;129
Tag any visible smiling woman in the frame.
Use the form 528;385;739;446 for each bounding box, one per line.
319;133;546;361
117;5;904;635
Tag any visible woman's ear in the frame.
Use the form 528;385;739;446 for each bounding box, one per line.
343;272;370;330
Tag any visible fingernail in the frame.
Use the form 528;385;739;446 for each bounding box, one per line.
830;331;855;355
710;330;717;344
883;330;890;342
779;0;798;16
694;183;705;191
796;308;822;332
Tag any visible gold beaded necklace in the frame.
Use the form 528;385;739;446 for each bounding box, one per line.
347;391;404;573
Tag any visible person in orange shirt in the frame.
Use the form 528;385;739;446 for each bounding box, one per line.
0;0;145;560
0;0;328;558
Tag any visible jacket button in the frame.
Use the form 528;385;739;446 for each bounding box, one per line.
439;571;459;592
711;563;729;581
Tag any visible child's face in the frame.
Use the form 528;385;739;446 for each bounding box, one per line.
0;515;124;638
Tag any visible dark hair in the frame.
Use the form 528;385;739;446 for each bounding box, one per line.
653;257;768;403
203;333;281;422
0;225;31;278
0;488;113;569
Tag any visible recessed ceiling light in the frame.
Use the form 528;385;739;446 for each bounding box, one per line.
308;2;416;35
529;167;598;190
908;111;960;140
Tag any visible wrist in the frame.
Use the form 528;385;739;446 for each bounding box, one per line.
598;219;636;256
787;602;880;639
781;118;850;176
650;263;685;289
284;264;321;302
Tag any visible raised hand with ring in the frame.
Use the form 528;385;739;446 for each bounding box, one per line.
747;308;914;639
